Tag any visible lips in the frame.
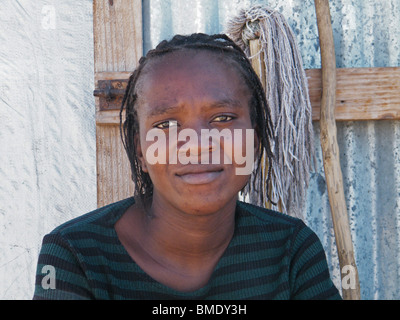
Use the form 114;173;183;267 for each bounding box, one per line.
175;165;223;185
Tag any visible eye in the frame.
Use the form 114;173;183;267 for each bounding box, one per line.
212;115;236;123
154;120;178;129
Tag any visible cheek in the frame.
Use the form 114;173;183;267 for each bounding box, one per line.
140;129;179;169
227;129;256;176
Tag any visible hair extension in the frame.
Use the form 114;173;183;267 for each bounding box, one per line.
120;33;276;209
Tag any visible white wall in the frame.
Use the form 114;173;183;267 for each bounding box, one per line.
0;0;96;299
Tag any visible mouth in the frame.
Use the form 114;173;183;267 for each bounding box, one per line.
175;166;223;185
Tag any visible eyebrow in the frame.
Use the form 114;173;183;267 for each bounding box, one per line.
147;99;244;117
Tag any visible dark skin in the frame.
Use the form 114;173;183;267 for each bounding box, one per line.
115;50;259;292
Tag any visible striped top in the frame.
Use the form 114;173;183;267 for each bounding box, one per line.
33;197;341;300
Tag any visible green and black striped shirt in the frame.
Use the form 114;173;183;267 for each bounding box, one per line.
33;197;341;300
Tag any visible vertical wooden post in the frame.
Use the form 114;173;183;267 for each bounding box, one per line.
93;0;142;207
314;0;361;300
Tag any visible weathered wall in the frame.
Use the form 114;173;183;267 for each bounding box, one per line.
0;0;96;299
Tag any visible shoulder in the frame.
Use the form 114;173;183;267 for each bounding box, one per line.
49;197;135;238
236;202;341;300
236;200;320;251
236;200;307;230
39;197;135;256
34;198;136;299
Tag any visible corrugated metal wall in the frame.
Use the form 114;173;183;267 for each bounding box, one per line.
143;0;400;299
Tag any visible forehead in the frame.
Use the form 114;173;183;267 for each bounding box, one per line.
136;49;251;110
142;48;244;79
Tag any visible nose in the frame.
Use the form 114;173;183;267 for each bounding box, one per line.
176;124;217;159
163;118;221;166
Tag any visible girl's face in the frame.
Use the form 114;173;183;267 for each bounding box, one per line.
135;50;258;215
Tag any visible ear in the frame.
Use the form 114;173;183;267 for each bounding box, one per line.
135;133;148;173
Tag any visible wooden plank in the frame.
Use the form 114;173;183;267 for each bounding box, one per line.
95;67;400;125
94;0;142;207
96;109;125;125
307;67;400;121
96;125;135;206
95;71;131;81
94;0;142;73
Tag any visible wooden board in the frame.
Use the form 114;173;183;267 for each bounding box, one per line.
94;1;142;73
96;125;135;206
94;0;142;207
95;67;400;126
307;67;400;121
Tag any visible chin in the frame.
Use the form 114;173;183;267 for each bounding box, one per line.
174;190;239;216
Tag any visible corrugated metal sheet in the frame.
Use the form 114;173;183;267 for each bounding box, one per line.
143;0;400;299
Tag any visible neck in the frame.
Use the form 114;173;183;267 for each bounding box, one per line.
140;193;237;273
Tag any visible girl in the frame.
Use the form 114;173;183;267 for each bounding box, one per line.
33;33;341;300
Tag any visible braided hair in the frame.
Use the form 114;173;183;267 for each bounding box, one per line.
120;33;275;207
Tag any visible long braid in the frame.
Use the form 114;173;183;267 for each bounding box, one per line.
120;33;276;207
